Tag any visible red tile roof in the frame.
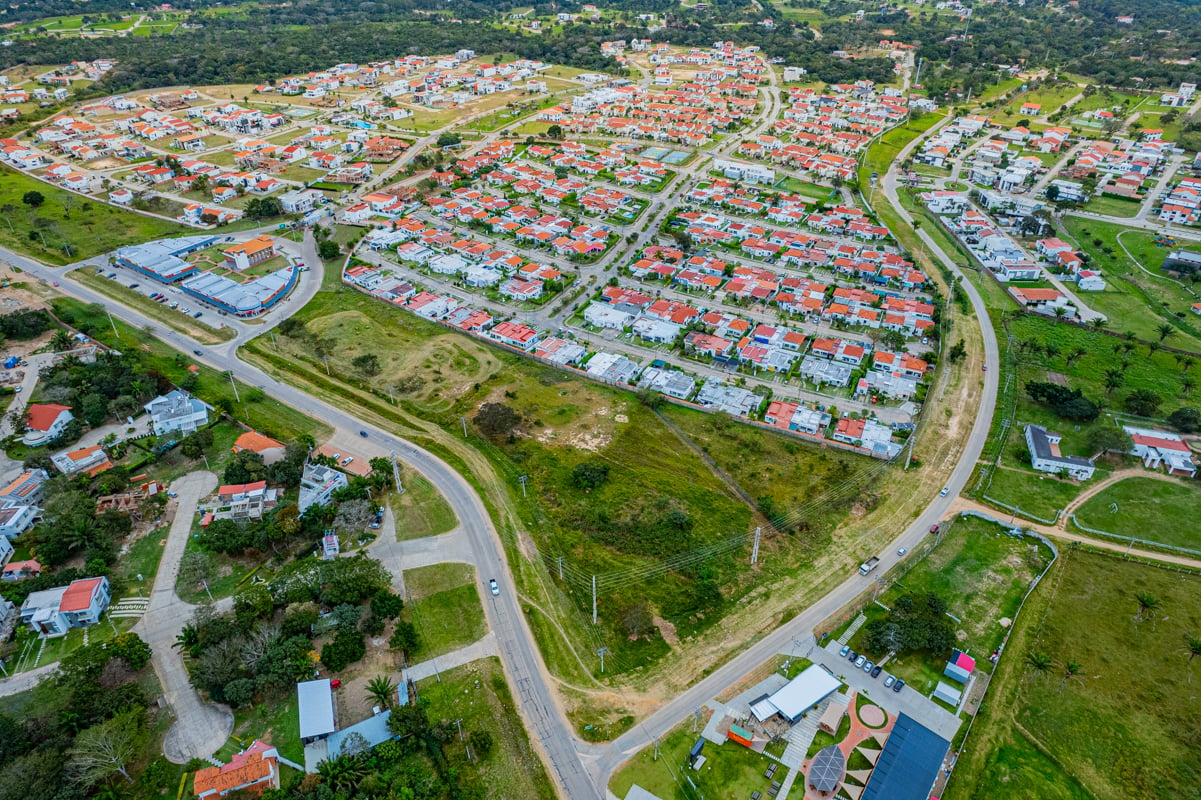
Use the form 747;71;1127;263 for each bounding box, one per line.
60;577;104;613
24;403;71;432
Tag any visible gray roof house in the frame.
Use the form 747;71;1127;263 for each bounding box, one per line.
145;390;211;435
1024;424;1095;480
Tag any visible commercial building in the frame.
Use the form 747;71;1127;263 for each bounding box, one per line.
748;664;841;724
114;235;217;283
860;713;950;800
181;263;298;316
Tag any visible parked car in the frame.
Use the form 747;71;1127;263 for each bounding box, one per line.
359;430;368;437
892;679;905;693
489;579;500;596
883;674;896;688
331;453;341;461
854;655;866;668
847;650;858;663
341;456;354;466
863;660;874;673
929;524;940;535
330;679;342;689
193;311;202;318
13;386;21;393
128;283;139;289
839;645;850;658
870;665;883;678
192;349;203;356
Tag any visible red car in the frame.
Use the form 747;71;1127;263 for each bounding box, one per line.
330;679;342;689
929;525;939;535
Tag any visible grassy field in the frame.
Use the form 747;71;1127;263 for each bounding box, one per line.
860;112;946;190
71;266;236;344
113;528;170;593
402;564;487;660
946;549;1201;800
845;516;1052;693
1073;476;1201;550
610;718;775;800
390;471;458;539
233;692;303;763
1082;193;1142;218
0;166;186;264
53;297;328;443
418;657;556;800
982;466;1086;520
993;85;1081;125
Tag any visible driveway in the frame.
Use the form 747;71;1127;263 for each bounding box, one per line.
133;470;234;764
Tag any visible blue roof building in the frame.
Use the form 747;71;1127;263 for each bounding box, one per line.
325;710;395;759
861;713;950;800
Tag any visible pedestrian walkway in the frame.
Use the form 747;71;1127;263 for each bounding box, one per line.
837;614;866;646
109;597;150;619
405;631;498;683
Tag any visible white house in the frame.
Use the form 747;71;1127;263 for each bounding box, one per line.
22;404;74;446
20;576;111;636
1123;425;1197;477
1024;424;1095;480
298;462;348;513
145;390;210;435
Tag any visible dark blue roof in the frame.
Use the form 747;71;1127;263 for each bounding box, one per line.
861;713;950;800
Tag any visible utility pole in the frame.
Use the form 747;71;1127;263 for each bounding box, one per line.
751;526;761;564
461;416;468;437
226;370;240;403
904;434;916;471
557;556;564;580
322;355;331;376
390;451;404;494
518;474;528;498
591;575;598;625
596;647;609;674
106;309;121;340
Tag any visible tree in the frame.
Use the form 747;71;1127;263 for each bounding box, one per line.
315;754;365;793
108;633;152;671
1103;367;1125;396
365;675;397;709
67;710;147;785
864;593;955;655
947;339;966;362
436;132;462;148
1044;184;1059;202
351;353;381;376
223;678;256;708
244;196;283;219
1086;426;1131;457
1134;592;1161;622
468;729;495;759
370;591;404;620
474;402;521;438
50;329;73;352
234;584;274;623
546;124;563;139
1025;651;1052;679
1156;323;1175;343
320;554;391;605
22;190;44;208
1058;659;1084;692
619;599;654;639
333;498;376;534
223;450;266;485
571;461;610;491
386;704;429;750
389;620;420;659
1123;389;1162;417
1167;406;1201;433
321;628;366;672
180;428;214;459
317;239;341;261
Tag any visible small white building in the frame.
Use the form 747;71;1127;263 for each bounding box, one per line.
145;390;210;435
1024;424;1095;480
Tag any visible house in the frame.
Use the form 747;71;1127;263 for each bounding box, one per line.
20;576;111;636
297;679;337;743
22;404;73;446
144;390;210;435
298;462;348;513
51;445;113;476
232;430;288;464
1123;425;1197;477
1024;424;1095;480
0;469;48;508
2;559;42;582
193;740;281;798
1009;287;1073;316
209;480;278;520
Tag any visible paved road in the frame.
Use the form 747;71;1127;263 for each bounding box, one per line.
0;662;59;697
133;470;235;764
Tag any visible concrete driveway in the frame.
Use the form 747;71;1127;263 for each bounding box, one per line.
133;470;234;764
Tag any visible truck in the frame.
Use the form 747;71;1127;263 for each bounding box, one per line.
859;556;880;576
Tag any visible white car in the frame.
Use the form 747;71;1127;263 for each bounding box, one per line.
341;456;354;466
940;487;949;497
489;579;500;596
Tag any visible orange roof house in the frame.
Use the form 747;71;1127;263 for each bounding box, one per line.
232;430;288;464
193;740;280;798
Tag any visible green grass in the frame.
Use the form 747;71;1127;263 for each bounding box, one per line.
982;467;1085;520
0;166;186;264
233;693;303;763
859;112;946;192
1073;476;1201;550
847;517;1052;691
419;657;556;800
994;85;1081;125
610;719;776;800
945;549;1201;800
390;472;458;539
53;297;328;443
977;77;1024;105
1082;193;1143;218
113;529;170;593
807;704;851;757
1070;90;1146;117
1134;111;1185;145
71;267;236;344
403;564;487;660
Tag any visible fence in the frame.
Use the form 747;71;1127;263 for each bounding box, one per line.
1067;514;1201;559
979;496;1061;526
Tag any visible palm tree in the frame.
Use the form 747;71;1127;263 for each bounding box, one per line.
1134;592;1161;622
1089;316;1106;330
1043;341;1061;361
316;755;365;793
1065;346;1087;367
1186;636;1201;664
1053;306;1068;321
1103;367;1125;396
173;625;199;651
1183;375;1196;397
1157;323;1175;343
1025;651;1052;680
1183;356;1196;374
364;675;397;710
1058;660;1084;692
50;329;73;352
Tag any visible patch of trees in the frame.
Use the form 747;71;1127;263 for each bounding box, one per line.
474;402;521;438
864;592;956;655
33;349;163;432
0;633;164;800
1026;380;1101;422
0;309;53;340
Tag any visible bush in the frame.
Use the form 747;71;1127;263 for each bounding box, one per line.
571;462;611;491
1026;381;1100;421
468;730;495;759
1167;406;1200;433
223;678;256;708
370;592;404;620
321;629;366;672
